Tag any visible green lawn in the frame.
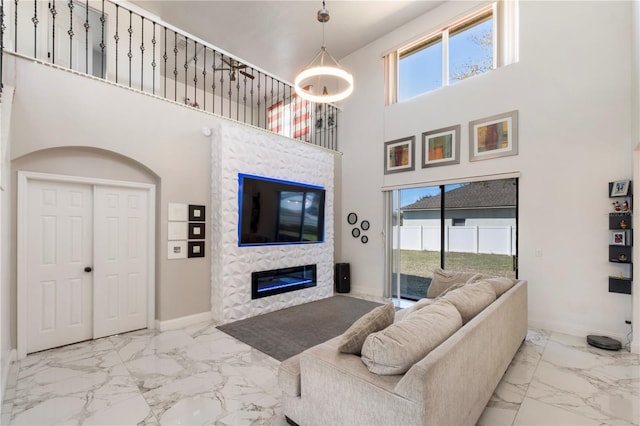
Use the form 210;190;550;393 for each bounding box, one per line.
393;250;515;300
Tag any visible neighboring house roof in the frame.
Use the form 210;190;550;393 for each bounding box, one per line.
402;180;517;210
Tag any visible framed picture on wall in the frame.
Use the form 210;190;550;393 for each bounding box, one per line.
168;203;188;221
188;241;205;258
168;221;188;241
610;180;630;197
189;204;206;221
421;125;460;168
469;110;518;161
188;222;206;240
611;231;628;246
167;241;187;260
384;136;415;174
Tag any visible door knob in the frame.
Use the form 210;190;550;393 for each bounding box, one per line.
84;266;92;273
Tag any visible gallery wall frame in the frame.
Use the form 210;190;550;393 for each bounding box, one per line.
188;222;206;240
611;230;628;246
167;241;187;260
610;180;630;197
189;204;206;221
421;125;460;168
384;136;415;174
188;241;205;258
469;110;518;162
168;202;188;221
168;221;188;241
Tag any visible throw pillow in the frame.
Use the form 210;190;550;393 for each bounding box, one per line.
397;298;433;320
361;300;462;375
426;268;479;298
440;280;497;323
478;277;517;297
338;302;395;354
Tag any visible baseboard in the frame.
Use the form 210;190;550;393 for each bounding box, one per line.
528;318;627;343
155;311;213;332
344;289;387;303
1;349;16;404
631;341;640;354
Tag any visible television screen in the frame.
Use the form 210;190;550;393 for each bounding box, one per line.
238;174;326;246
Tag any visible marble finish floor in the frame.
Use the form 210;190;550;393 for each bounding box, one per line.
1;323;638;425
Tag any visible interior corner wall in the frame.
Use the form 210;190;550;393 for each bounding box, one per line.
0;86;14;402
210;121;335;323
632;0;640;354
338;0;635;340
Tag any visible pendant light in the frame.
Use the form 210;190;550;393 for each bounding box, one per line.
294;0;354;103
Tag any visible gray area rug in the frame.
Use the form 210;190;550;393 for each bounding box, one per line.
217;296;382;361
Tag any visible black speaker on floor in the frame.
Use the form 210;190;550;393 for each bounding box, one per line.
335;263;350;293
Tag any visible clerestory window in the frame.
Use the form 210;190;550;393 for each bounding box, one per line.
386;1;518;104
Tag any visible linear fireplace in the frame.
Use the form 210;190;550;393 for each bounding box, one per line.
251;265;317;299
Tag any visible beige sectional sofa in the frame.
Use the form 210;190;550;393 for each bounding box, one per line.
278;274;528;426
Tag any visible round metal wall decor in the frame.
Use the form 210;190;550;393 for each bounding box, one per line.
347;212;358;225
361;235;368;244
361;220;370;231
352;228;361;238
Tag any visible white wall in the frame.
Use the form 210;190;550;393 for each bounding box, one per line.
339;1;635;342
0;92;12;404
210;121;335;323
631;0;640;353
8;56;213;327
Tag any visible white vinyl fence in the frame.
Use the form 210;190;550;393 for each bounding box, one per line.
392;226;516;255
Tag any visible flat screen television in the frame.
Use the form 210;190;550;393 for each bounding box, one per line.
238;174;326;246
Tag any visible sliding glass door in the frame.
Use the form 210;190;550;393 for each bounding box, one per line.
387;178;518;302
390;186;442;301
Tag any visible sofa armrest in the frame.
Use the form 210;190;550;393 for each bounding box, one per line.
394;280;528;425
298;340;421;425
279;353;302;397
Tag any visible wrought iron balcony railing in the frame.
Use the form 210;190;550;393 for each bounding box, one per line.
0;0;339;150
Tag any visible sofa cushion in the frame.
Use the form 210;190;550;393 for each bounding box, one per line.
361;300;462;375
339;302;395;354
476;277;517;297
440;280;497;323
426;268;480;298
395;298;433;322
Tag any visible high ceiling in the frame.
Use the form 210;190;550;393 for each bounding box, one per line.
130;1;445;83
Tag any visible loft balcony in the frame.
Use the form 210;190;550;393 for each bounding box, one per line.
0;0;339;150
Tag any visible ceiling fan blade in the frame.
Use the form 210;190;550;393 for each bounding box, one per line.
239;70;255;80
222;57;249;70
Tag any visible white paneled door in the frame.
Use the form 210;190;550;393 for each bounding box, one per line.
93;186;148;339
25;179;151;354
26;181;94;353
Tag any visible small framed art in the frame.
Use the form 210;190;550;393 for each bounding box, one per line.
188;241;205;258
611;231;627;246
168;203;188;221
188;222;206;240
189;204;206;222
347;212;358;225
167;241;187;260
469;110;518;161
168;221;188;241
610;180;630;197
384;136;415;174
422;125;460;168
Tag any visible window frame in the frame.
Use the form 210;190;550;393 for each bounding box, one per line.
387;1;518;104
384;176;519;301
